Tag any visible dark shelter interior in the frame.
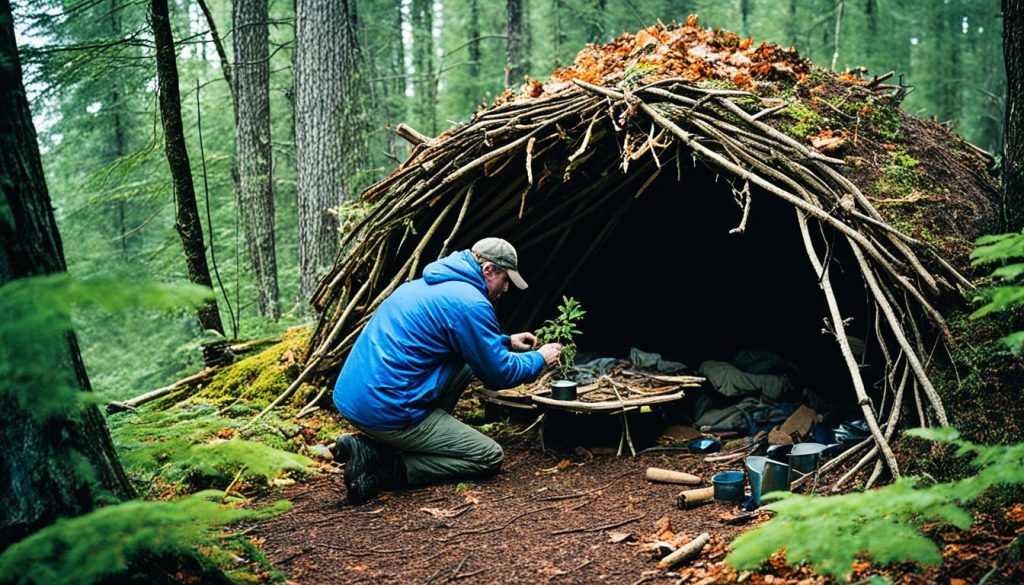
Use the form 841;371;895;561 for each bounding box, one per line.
492;164;884;435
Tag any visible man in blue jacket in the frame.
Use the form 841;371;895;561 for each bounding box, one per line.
332;237;562;504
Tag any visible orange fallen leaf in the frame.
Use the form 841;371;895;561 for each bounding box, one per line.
635;28;659;51
809;129;848;153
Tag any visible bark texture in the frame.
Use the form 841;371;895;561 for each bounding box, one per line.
149;0;224;334
234;0;280;319
1005;0;1024;230
0;0;134;550
295;0;372;307
505;0;529;88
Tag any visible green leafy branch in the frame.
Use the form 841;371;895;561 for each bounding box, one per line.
535;296;586;379
970;231;1024;353
726;427;1024;581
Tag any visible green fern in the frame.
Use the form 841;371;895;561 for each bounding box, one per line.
0;491;290;585
726;428;1024;581
970;231;1024;353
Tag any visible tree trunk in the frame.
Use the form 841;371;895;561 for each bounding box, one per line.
294;0;372;308
469;0;481;78
933;1;962;124
864;0;877;62
109;0;130;263
506;0;529;88
552;0;564;68
0;0;134;550
411;0;437;134
1004;0;1024;230
149;0;224;335
740;0;751;37
586;0;605;45
786;0;799;47
233;0;280;320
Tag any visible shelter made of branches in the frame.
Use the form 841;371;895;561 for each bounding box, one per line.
278;17;999;484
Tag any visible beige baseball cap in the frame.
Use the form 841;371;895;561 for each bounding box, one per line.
471;237;528;290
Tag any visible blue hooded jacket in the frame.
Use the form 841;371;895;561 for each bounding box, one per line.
333;250;546;430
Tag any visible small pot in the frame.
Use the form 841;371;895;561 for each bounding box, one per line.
550;380;578;401
787;442;829;484
711;470;745;502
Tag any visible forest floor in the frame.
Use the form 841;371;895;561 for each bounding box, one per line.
245;428;1024;585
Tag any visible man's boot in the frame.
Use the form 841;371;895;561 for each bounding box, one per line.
333;434;407;504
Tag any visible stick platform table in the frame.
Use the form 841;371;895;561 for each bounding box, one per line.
477;372;704;456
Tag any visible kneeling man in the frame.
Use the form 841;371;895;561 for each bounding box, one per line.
332;237;561;504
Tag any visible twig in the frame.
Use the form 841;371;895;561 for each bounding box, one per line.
433;505;557;542
452;568;486;580
221;465;248;502
448;554;470;581
535;471;632;501
550;513;645;535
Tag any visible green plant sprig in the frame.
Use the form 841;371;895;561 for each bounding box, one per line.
535;296;586;379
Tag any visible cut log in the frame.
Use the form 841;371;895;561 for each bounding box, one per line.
645;468;701;485
676;487;715;509
658;532;710;568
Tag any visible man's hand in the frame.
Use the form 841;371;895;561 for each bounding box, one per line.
509;332;539;351
538;343;563;366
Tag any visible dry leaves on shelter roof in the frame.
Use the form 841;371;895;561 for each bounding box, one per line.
496;15;815;106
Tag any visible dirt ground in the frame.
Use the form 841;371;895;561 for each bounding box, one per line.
249;443;752;585
248;432;1024;585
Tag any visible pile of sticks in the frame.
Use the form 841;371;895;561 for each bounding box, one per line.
266;74;969;484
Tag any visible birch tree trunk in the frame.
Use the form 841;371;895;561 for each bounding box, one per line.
0;0;134;549
234;0;280;319
295;0;372;308
1004;0;1024;230
149;0;224;334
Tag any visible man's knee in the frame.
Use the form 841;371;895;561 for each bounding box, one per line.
478;440;504;474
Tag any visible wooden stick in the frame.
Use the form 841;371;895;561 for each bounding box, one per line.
531;391;685;411
106;367;216;413
645;468;701;485
849;241;948;425
395;123;432;145
796;210;900;479
658;532;710;568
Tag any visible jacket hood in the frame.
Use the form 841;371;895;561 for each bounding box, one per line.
423;250;488;296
